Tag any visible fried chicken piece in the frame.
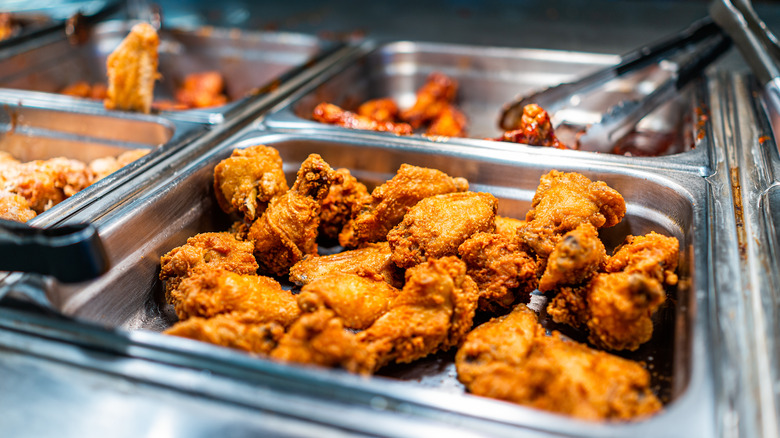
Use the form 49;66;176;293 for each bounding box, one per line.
248;154;337;276
357;256;479;372
388;191;497;269
357;98;400;123
172;269;300;325
0;191;36;222
458;232;538;312
426;104;468;137
399;72;458;129
61;81;108;100
517;170;625;260
296;273;400;329
455;304;662;420
606;231;679;286
288;242;404;288
339;164;469;248
165;313;284;355
313;102;413;135
213;145;289;222
318;168;370;241
159;232;259;301
0;157;93;213
0;13;14;41
538;222;606;293
88;149;150;181
104;22;159;114
494;215;526;239
174;71;229;109
496;104;569;149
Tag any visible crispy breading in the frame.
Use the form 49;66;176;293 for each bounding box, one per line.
104;22;159;113
318;168;370;241
538;222;606;292
165;313;284;355
289;242;404;288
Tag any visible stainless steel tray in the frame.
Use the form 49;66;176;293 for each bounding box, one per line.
261;41;714;173
7;127;714;437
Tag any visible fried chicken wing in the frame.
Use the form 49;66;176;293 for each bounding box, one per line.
340;164;469;247
388;191;497;268
248;154;337;276
0;157;92;213
399;72;458;129
494;215;526;239
313;102;413;135
357;256;479;372
0;191;36;222
61;81;108;100
318;168;370;241
288;241;404;288
296;273;400;329
213;145;289;222
159;232;259;300
458;232;538;312
174;71;228;109
104;22;159;114
357;98;400;123
606;231;679;286
455;304;662;420
538;222;606;292
426;104;468;137
496;104;570;149
165;313;284;355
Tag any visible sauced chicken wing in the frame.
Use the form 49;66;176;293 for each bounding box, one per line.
213;145;289;222
313;102;413;135
388;191;497;269
455;304;662;420
0;191;36;222
165;313;285;355
357;98;400;123
357;256;479;372
289;242;404;288
399;72;458;129
426;104;468;137
318;168;371;241
458;232;538;312
104;22;159;114
496;104;569;149
159;232;259;301
296;273;400;329
174;71;228;109
517;170;625;261
339;164;469;247
538;222;606;292
0;157;93;213
248;154;337;276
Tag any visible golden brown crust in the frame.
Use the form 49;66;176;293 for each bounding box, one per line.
104;23;160;113
288;242;404;288
165;314;284;355
318;168;370;240
538;222;606;292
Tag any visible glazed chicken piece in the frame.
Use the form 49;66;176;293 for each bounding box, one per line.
88;149;150;181
497;104;569;149
104;22;160;114
357;256;479;372
159;232;259;301
318;168;371;241
165;313;285;355
213;145;289;222
0;157;93;213
357;98;400;123
61;81;108;100
455;304;662;420
517;170;625;261
537;222;606;293
399;72;458;129
339;164;469;248
296;273;400;329
248;154;338;276
288;242;404;289
313;102;413;135
0;191;36;222
426;104;468;137
388;191;497;269
174;71;228;109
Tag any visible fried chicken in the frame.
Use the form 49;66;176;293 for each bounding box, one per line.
458;232;538;312
455;304;662;420
388;191;497;269
426;104;468;137
0;13;13;41
339;164;469;248
0;191;36;222
174;71;228;109
538;222;606;293
357;98;400;123
288;241;404;288
399;72;458;129
159;232;259;301
61;81;108;100
606;231;679;285
88;149;150;180
0;157;93;213
213;145;289;222
248;154;337;276
494;215;526;239
318;168;370;241
296;273;400;329
104;22;160;114
496;104;569;149
313;102;413;135
165;313;285;355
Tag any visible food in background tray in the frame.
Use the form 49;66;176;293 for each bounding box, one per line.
0;149;150;222
61;81;108;100
104;22;160;114
312;72;468;137
491;103;572;149
159;144;679;421
0;13;15;41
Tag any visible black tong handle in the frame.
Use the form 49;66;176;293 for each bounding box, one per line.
0;219;109;283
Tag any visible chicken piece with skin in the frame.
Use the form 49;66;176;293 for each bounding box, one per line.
289;242;404;289
340;164;469;248
426;104;468;137
174;71;228;109
104;22;159;114
0;191;36;222
400;72;458;129
494;215;526;239
61;81;108;100
88;149;150;181
538;222;606;293
0;157;93;213
213;145;289;222
388;191;497;269
296;273;400;329
458;232;538;312
318;168;371;241
497;104;569;149
606;231;679;286
357;98;400;123
249;154;338;277
455;304;662;421
159;232;259;301
313;102;413;135
165;313;285;355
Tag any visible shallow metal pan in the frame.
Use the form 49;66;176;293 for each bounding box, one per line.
261;41;714;173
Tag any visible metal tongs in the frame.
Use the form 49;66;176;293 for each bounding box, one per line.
499;17;732;151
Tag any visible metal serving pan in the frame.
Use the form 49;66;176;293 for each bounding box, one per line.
0;19;337;124
261;41;714;173
0;126;713;437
